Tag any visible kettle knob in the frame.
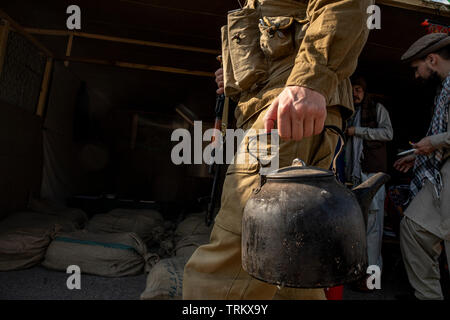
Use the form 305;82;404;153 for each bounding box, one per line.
292;158;306;167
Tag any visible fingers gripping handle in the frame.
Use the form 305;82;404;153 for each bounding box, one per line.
246;125;346;177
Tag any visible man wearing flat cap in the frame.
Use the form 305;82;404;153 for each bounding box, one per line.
394;33;450;300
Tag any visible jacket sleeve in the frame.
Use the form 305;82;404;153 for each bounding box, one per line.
429;130;450;150
429;84;450;151
286;0;374;103
354;103;394;141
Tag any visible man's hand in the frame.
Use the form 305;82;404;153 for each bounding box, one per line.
215;68;224;95
263;86;327;141
412;137;436;155
393;154;416;173
345;126;356;137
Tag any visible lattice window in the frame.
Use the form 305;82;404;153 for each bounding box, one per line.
0;30;45;113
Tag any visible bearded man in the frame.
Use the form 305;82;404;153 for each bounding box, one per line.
394;33;450;300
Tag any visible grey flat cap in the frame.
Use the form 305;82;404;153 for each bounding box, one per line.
401;33;450;62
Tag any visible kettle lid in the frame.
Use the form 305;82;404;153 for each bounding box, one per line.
266;158;334;180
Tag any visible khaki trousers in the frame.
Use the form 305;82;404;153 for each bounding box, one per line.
400;217;450;300
183;106;343;300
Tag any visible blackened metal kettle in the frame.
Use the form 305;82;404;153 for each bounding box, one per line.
242;127;390;288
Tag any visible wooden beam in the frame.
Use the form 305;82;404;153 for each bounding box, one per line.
0;20;10;77
36;57;53;117
23;28;220;55
56;55;215;77
0;9;53;57
64;33;74;67
121;0;224;18
377;0;450;16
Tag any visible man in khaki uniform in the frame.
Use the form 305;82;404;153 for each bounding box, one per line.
183;0;374;300
394;33;450;300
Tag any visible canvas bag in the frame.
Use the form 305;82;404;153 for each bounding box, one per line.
86;208;164;244
28;198;88;229
0;226;58;271
174;212;212;238
174;234;211;258
0;211;80;233
0;204;82;271
174;213;212;258
42;230;159;277
140;256;189;300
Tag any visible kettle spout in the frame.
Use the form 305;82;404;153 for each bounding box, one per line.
352;173;390;226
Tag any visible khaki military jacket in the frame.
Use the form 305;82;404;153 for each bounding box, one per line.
221;0;374;128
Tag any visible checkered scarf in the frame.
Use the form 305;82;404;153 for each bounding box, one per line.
410;74;450;200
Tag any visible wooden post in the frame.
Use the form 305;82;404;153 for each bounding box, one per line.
64;33;74;67
0;20;10;77
36;57;53;117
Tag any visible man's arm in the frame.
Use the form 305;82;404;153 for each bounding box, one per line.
286;0;374;103
428;131;450;150
354;103;394;141
265;0;374;140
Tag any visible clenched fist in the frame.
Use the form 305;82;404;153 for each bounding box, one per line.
215;68;224;95
264;86;327;141
412;137;436;156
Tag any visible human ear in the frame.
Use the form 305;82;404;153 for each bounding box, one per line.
426;53;437;66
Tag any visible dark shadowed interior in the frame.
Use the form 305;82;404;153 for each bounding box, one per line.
0;0;449;300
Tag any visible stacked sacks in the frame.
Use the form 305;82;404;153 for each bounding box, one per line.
173;212;212;258
42;230;159;277
0;226;59;271
140;256;187;300
0;198;88;271
40;208;165;277
86;208;164;245
28;198;88;230
141;212;212;300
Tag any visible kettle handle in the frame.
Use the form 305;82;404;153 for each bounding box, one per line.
325;125;346;179
247;125;346;177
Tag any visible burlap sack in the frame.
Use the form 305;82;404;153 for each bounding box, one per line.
86;209;164;244
0;211;79;233
174;213;212;238
0;226;58;271
174;234;211;258
28;198;88;229
42;230;158;277
140;256;189;300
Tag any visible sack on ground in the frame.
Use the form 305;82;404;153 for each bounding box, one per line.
140;256;190;300
175;213;212;238
29;198;88;229
0;226;58;271
42;230;158;277
0;211;79;233
86;208;164;244
174;234;210;258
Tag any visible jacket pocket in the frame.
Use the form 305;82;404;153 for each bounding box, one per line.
226;133;260;176
259;16;295;61
221;25;241;99
227;8;267;92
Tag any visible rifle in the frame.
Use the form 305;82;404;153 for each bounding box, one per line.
206;57;226;226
